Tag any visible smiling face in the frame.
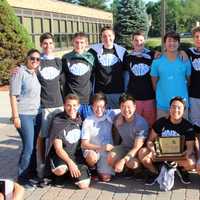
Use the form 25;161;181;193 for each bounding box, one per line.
120;100;136;122
132;34;145;52
64;99;80;119
169;100;185;122
27;52;40;70
193;31;200;50
92;100;106;118
165;37;179;53
40;38;54;55
101;29;115;49
73;36;88;54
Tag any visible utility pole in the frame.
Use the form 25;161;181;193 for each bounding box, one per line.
161;0;165;52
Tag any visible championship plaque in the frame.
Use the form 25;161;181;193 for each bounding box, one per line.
154;136;186;161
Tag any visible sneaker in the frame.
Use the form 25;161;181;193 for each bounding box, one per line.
18;180;37;190
176;169;191;184
145;172;158;185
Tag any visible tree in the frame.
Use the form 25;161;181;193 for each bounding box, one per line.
0;0;33;84
79;0;108;10
115;0;148;49
58;0;109;10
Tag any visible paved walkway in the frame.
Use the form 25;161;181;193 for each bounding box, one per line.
0;91;200;200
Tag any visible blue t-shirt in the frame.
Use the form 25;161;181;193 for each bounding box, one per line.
150;55;191;111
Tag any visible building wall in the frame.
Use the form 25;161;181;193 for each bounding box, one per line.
7;0;113;51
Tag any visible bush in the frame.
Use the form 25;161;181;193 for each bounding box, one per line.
145;39;161;51
0;0;33;84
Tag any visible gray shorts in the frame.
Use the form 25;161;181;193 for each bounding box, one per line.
40;106;63;138
189;97;200;126
83;150;114;175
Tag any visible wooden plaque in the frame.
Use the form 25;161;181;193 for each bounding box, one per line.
154;136;186;161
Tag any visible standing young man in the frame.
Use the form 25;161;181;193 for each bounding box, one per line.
107;93;149;174
89;26;128;109
62;32;94;120
184;26;200;174
124;31;156;126
37;33;64;177
151;31;191;119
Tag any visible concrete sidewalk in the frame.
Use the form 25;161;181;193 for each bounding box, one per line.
0;91;200;200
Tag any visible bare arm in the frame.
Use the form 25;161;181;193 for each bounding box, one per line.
151;76;158;91
13;183;24;200
185;140;194;158
81;139;113;152
53;138;81;178
10;95;21;129
124;138;145;159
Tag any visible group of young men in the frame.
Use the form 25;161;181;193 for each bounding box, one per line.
12;25;200;190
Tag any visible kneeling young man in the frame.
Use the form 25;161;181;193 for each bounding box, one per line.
139;96;196;184
107;93;149;174
81;93;119;182
46;94;90;189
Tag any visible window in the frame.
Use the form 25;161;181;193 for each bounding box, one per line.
60;20;66;33
43;19;51;33
67;21;72;33
23;17;32;34
53;20;59;33
33;18;42;33
72;21;78;33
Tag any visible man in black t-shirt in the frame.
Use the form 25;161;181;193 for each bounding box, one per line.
184;26;200;175
138;96;196;184
89;26;128;109
124;31;156;126
46;94;90;189
62;32;94;120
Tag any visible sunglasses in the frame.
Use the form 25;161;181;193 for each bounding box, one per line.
29;56;40;62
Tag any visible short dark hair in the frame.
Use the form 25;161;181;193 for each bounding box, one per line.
64;93;80;104
164;31;180;43
119;93;135;106
100;26;115;36
132;31;145;40
72;32;88;41
169;96;186;108
192;26;200;37
91;92;107;106
27;48;40;57
40;32;54;44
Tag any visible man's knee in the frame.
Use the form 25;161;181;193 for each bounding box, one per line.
52;165;68;176
85;151;98;167
76;178;90;189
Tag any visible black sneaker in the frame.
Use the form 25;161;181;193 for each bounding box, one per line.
145;172;158;185
176;169;191;184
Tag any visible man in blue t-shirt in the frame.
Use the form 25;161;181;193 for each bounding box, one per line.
150;31;191;119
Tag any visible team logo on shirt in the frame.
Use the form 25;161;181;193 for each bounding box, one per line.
63;129;81;144
192;58;200;71
68;63;90;76
40;66;60;80
161;130;180;137
130;63;150;76
98;54;119;66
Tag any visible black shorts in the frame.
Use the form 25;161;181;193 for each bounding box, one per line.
50;153;90;182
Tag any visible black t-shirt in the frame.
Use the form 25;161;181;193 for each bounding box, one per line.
124;49;155;100
185;47;200;98
153;117;195;142
48;112;83;161
62;51;94;104
37;58;63;108
89;45;127;94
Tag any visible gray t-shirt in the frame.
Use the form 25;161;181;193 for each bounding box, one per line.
10;65;41;115
115;113;149;149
